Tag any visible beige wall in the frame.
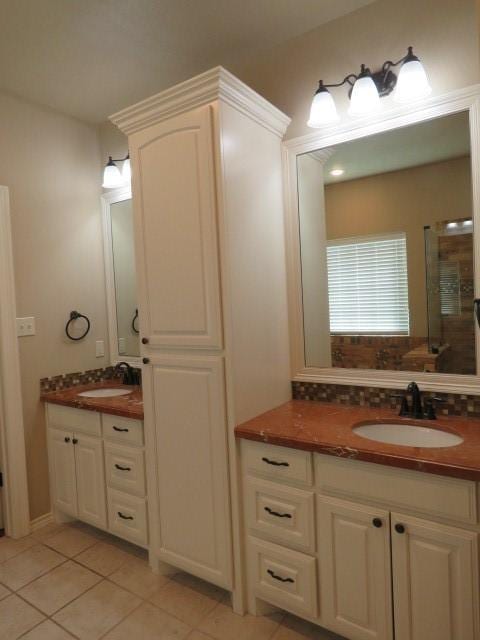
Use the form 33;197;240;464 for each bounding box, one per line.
324;156;473;336
0;91;108;520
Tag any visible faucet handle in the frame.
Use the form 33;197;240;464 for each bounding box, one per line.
424;396;446;420
391;393;410;417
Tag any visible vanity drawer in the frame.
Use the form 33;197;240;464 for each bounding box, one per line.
248;536;318;619
315;454;478;525
242;440;313;487
47;403;101;437
107;489;148;547
245;477;315;553
105;442;146;497
102;414;144;446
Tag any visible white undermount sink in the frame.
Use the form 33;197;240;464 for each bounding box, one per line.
77;388;133;398
353;422;463;448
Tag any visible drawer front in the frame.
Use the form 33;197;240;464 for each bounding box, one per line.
105;442;146;497
248;536;318;619
47;403;101;437
102;414;144;446
107;489;148;547
315;454;478;525
245;477;315;553
242;440;313;487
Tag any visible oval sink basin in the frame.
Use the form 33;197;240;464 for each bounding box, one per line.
353;423;463;448
77;388;133;398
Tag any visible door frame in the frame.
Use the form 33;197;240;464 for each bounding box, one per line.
0;186;30;537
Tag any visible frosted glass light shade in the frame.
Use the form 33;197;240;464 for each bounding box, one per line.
121;156;131;183
307;87;339;127
393;59;432;104
102;158;123;188
348;75;380;116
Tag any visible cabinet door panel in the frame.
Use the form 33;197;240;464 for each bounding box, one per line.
317;496;393;640
74;434;107;529
391;513;479;640
132;105;222;349
47;428;77;517
149;354;232;588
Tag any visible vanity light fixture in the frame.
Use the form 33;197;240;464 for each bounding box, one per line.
102;154;131;189
308;46;431;128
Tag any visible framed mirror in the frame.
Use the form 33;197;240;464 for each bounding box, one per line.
101;187;140;364
284;86;480;394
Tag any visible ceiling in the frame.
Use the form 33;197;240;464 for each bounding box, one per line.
0;0;376;123
321;111;471;184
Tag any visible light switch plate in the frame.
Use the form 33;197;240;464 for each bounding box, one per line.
118;337;126;354
16;317;35;337
95;340;105;358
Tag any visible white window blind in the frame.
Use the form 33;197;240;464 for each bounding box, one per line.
326;233;409;334
439;260;460;316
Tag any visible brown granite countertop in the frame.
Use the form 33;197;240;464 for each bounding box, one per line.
41;382;143;420
235;400;480;481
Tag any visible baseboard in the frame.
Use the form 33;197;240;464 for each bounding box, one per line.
30;511;54;532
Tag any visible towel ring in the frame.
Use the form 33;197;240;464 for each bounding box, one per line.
65;310;91;341
131;308;139;334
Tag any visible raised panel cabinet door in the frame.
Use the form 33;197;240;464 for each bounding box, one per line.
150;354;232;588
47;428;77;517
317;496;393;640
74;434;107;529
131;105;222;349
391;513;479;640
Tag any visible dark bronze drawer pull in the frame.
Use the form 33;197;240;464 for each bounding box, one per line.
264;506;292;519
114;464;131;472
267;569;294;583
113;426;129;433
261;457;289;467
118;512;134;520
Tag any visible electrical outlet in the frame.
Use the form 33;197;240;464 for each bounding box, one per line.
16;317;36;337
118;337;126;354
95;340;105;358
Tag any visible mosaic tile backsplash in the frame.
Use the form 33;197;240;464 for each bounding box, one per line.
40;366;141;393
292;381;480;418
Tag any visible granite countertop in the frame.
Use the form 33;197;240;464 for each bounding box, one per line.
235;400;480;481
41;381;144;420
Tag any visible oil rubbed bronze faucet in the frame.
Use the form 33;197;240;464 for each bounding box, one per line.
391;381;445;420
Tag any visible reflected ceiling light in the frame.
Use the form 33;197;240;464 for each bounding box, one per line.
307;46;430;128
102;154;131;189
330;168;344;177
446;222;459;229
463;219;473;226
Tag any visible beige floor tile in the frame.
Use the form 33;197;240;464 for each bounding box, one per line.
104;601;191;639
52;579;141;639
149;572;225;626
109;556;170;598
30;523;71;543
75;541;130;576
43;527;99;557
198;602;283;640
188;632;216;640
20;619;76;639
272;615;345;640
0;594;45;638
18;559;102;615
106;534;149;559
0;534;36;563
0;544;65;591
0;582;10;600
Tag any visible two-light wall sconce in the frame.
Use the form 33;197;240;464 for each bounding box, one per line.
308;46;431;128
102;154;131;188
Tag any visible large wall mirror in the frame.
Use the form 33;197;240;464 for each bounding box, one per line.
286;89;480;391
102;188;140;363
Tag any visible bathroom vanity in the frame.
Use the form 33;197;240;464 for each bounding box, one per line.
43;384;148;549
236;401;480;640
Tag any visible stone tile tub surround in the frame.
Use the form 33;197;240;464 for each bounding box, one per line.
235;400;480;481
292;380;480;418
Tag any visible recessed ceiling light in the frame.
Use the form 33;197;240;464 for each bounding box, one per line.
330;168;344;177
463;219;473;226
446;222;458;229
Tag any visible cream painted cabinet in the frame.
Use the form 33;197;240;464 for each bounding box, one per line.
74;434;107;529
112;67;292;599
48;428;78;517
317;496;393;640
391;513;479;640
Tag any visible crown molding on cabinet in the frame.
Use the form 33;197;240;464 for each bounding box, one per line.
110;66;291;138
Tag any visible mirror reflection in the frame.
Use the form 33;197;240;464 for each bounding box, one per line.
110;199;140;357
298;111;476;375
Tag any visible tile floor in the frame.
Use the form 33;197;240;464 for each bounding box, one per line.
0;521;342;639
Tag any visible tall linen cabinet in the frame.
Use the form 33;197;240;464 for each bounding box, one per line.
110;67;292;607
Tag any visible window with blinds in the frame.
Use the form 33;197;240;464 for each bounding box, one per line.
439;260;460;316
326;233;410;334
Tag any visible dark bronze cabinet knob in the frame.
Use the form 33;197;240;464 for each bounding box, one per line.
395;523;405;534
372;518;383;528
141;337;149;344
64;437;70;443
142;357;150;364
72;438;78;445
